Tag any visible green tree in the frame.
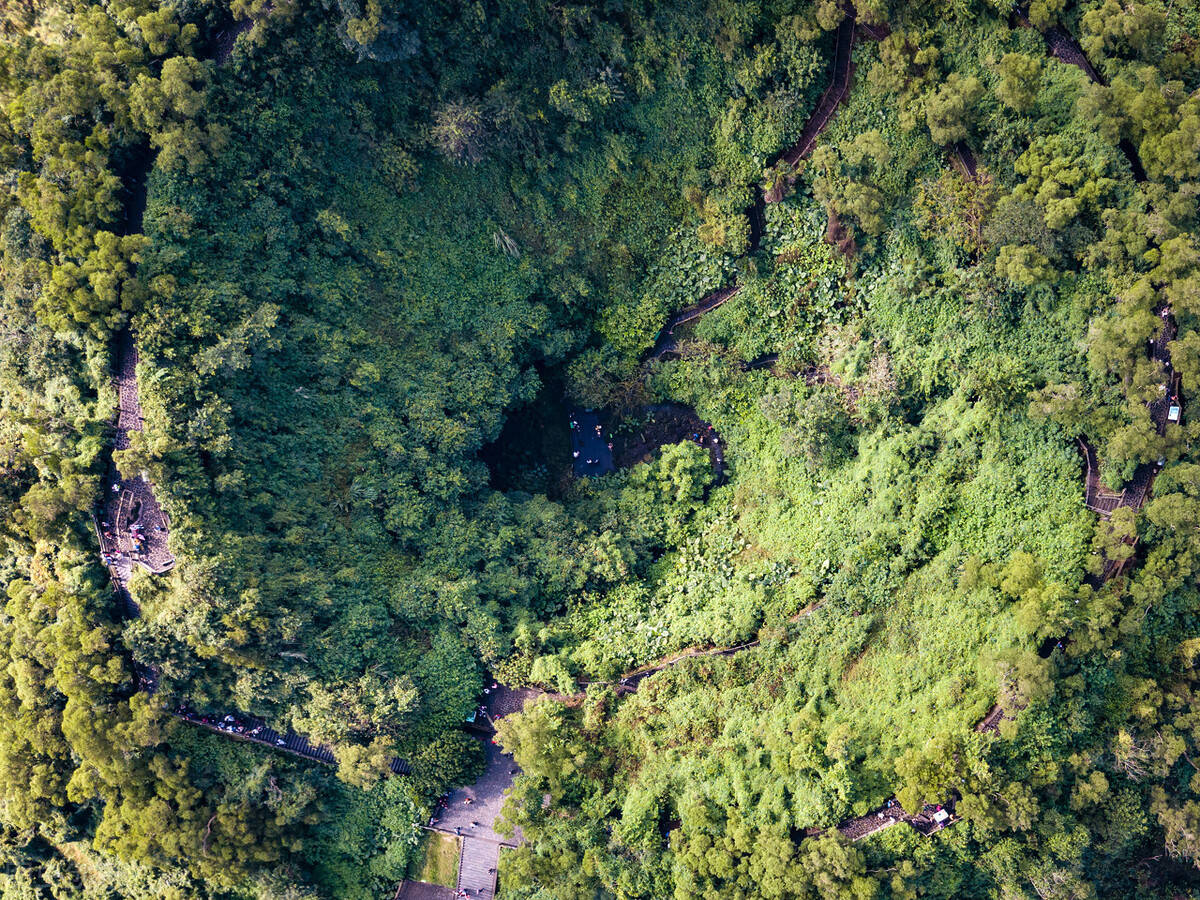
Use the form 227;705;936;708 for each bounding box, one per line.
996;53;1042;111
925;73;983;145
129;57;228;172
430;100;489;165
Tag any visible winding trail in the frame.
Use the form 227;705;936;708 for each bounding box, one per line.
640;4;884;367
438;10;1185;885
90;20;419;779
972;307;1180;744
100;332;414;773
580;637;762;695
578;9;873;482
547;249;1183;853
1018;9;1147;181
1080;308;1177;520
649;285;743;360
582;298;1181;837
87;11;1186;897
775;11;858;174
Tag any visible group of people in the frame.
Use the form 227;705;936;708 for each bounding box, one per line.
690;424;719;447
98;503;167;569
129;520;147;555
174;706;285;745
569;415;614;467
438;794;487;835
920;802;953;831
874;798;901;819
428;794;451;826
99;517;123;567
573;451;611;465
865;798;953;834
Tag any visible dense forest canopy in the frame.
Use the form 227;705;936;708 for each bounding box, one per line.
3;0;1200;897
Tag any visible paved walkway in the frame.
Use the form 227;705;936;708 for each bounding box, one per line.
432;740;519;846
456;837;499;900
99;331;175;578
396;882;456;900
425;694;533;900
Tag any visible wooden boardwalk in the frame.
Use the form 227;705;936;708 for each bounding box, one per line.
1018;9;1146;181
646;3;874;358
952;141;978;179
98;0;873;803
174;704;413;774
978;309;1182;746
1080;309;1179;519
395;882;455;900
605;302;1184;842
777;11;857;170
1079;437;1125;518
974;703;1010;735
649;285;741;359
1041;23;1103;84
